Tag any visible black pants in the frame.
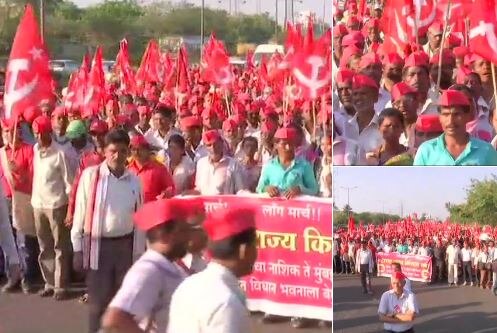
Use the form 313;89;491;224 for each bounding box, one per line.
360;264;371;292
434;260;444;282
87;234;133;333
462;261;473;283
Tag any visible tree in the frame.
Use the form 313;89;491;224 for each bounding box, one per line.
446;175;497;226
342;204;352;216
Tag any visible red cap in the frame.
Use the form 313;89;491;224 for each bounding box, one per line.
52;106;66;118
116;114;131;127
222;118;238;132
32;115;52;134
339;46;362;68
260;120;277;134
342;31;364;47
133;198;204;232
429;49;455;65
468;53;485;64
201;107;217;119
364;18;380;30
181;116;202;130
89;119;109;135
204;206;256;241
456;67;473;84
439;89;470;107
352;74;379;90
202;129;221;145
336;69;355;84
428;21;443;35
274;127;298;140
137;105;151;115
106;99;117;109
453;46;469;58
391;82;417;101
334;24;349;37
130;134;150;149
347;15;360;27
415;115;443;133
359;52;382;69
382;53;404;67
404;51;429;68
391;271;406;281
23;107;41;124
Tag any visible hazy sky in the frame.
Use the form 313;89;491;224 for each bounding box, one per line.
333;167;497;220
72;0;331;24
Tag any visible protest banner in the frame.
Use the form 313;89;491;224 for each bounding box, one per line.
200;194;333;321
376;252;433;282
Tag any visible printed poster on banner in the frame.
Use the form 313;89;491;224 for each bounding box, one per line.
201;194;332;322
376;252;433;282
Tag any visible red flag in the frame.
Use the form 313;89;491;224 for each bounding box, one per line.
469;0;497;65
348;215;356;234
202;46;234;87
136;40;161;86
177;45;190;92
3;4;54;119
115;39;136;95
246;50;255;70
84;46;105;117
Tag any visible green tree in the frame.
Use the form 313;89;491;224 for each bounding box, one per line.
446;175;497;226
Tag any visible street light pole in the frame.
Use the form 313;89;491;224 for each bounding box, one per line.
284;0;288;29
341;186;358;216
40;0;45;43
275;0;279;41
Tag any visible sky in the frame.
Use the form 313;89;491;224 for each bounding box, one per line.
333;167;497;220
72;0;331;24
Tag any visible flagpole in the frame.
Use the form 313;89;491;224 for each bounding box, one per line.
492;63;497;111
39;0;45;43
436;0;451;93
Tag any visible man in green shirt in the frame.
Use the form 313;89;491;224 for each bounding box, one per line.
414;89;497;166
256;127;318;198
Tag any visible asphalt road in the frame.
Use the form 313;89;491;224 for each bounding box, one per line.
0;284;330;333
333;273;497;333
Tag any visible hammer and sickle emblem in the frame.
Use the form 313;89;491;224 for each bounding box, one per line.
293;55;330;99
4;59;38;118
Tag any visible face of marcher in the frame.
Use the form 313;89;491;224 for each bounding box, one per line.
379;116;404;142
393;94;419;123
352;87;378;114
391;277;405;294
473;59;492;84
404;67;430;94
384;63;403;83
438;106;472;137
105;142;129;170
337;81;353;109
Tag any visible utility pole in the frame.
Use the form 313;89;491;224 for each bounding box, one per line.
284;0;288;29
400;201;404;218
275;0;279;41
341;186;358;216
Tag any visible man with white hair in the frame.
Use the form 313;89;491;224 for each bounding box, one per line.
378;271;419;333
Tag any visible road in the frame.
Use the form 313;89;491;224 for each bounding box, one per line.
0;284;329;333
333;274;497;333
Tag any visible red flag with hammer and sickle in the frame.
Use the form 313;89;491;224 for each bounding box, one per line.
3;4;53;120
469;0;497;65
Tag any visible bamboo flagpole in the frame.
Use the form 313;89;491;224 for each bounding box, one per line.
492;63;497;112
436;0;452;93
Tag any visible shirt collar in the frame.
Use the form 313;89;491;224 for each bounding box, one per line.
145;249;184;275
207;261;240;291
350;112;379;129
100;162;133;180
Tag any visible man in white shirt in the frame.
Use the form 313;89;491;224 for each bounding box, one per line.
71;129;144;333
102;198;204;333
392;263;412;293
378;271;419;333
356;240;374;294
445;239;461;286
168;207;257;333
192;130;245;195
144;106;180;151
31;115;74;300
461;241;474;286
343;74;382;154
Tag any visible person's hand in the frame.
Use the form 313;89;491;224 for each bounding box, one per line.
64;213;73;227
284;186;301;199
157;187;174;199
8;263;21;282
265;185;280;198
73;251;83;272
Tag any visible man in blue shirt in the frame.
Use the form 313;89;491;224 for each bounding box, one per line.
256;127;318;198
414;89;497;166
